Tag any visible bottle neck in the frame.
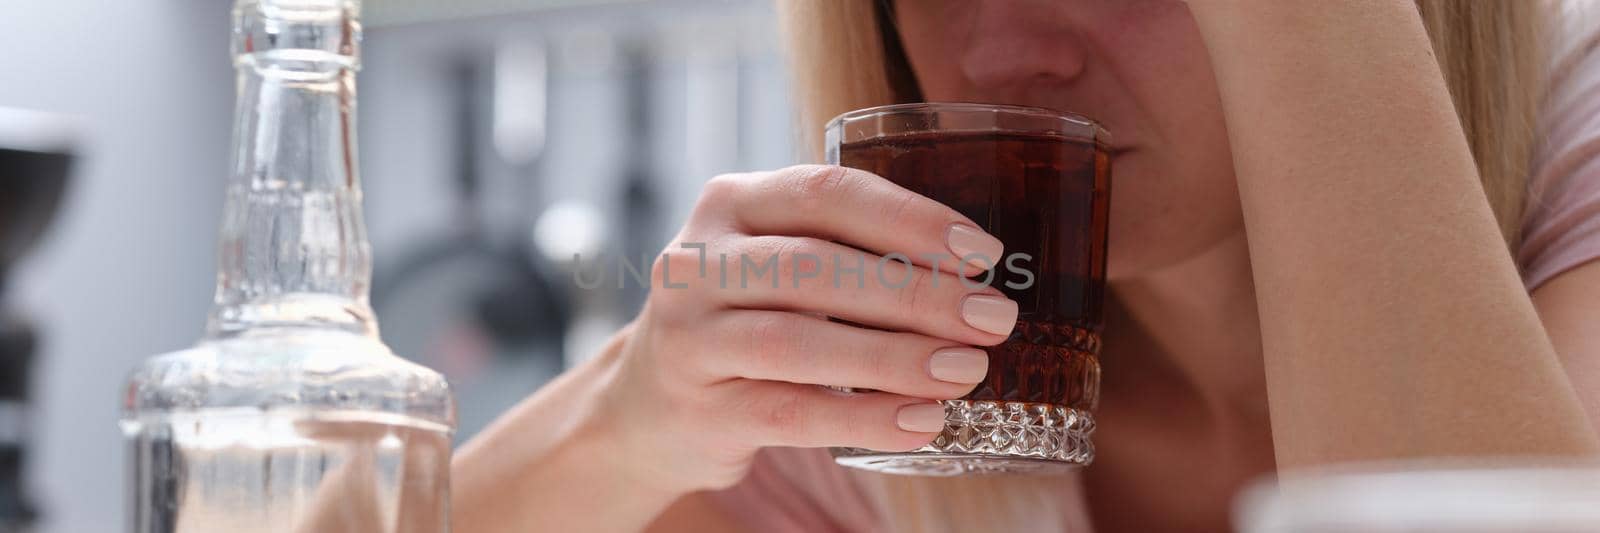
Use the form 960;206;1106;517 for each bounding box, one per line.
207;0;375;338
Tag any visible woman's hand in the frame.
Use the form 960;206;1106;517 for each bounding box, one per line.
597;163;1018;492
454;164;1019;532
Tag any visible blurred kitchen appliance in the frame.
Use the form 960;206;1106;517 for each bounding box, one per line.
0;107;77;533
356;0;790;440
370;39;574;442
371;48;571;355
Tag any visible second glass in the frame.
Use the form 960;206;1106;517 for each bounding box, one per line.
826;103;1111;475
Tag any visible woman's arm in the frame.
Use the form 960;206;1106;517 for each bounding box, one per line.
1534;262;1600;427
451;327;696;532
453;325;750;532
1184;0;1599;467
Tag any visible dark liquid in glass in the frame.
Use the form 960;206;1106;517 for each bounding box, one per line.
838;131;1110;411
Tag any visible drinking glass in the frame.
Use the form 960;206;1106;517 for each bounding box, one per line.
1236;463;1600;532
826;102;1111;475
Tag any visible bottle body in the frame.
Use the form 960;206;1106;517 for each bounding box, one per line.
124;331;452;533
125;408;449;533
122;1;455;531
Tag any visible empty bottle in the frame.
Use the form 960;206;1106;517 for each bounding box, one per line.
121;1;455;531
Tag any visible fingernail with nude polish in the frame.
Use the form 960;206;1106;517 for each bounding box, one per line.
896;403;948;433
929;347;988;384
960;294;1018;336
946;223;1003;271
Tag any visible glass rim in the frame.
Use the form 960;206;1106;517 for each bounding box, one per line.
824;102;1110;143
1236;462;1600;531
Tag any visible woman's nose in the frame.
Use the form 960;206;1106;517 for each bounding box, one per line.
959;1;1088;91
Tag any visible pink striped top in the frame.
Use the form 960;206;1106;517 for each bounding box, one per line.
1519;0;1600;290
710;5;1600;531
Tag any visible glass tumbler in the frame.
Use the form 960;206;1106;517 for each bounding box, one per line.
826;103;1111;475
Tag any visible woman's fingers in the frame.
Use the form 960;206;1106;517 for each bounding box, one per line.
701;235;1017;345
694;310;988;399
648;235;1019;346
649;164;1022;344
721;380;947;451
708;165;1005;276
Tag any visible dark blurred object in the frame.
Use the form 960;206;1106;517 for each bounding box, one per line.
0;150;69;273
616;39;660;314
0;315;38;533
0;107;78;532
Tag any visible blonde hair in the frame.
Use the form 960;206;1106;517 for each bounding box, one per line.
777;1;1548;530
779;0;1546;248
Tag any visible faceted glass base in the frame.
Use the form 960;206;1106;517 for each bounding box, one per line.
831;400;1094;476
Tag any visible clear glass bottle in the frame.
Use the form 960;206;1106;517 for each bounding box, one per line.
120;1;455;531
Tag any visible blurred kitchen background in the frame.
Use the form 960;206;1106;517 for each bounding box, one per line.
0;1;794;531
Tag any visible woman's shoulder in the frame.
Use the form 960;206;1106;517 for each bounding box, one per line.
1547;0;1600;93
1517;0;1600;291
